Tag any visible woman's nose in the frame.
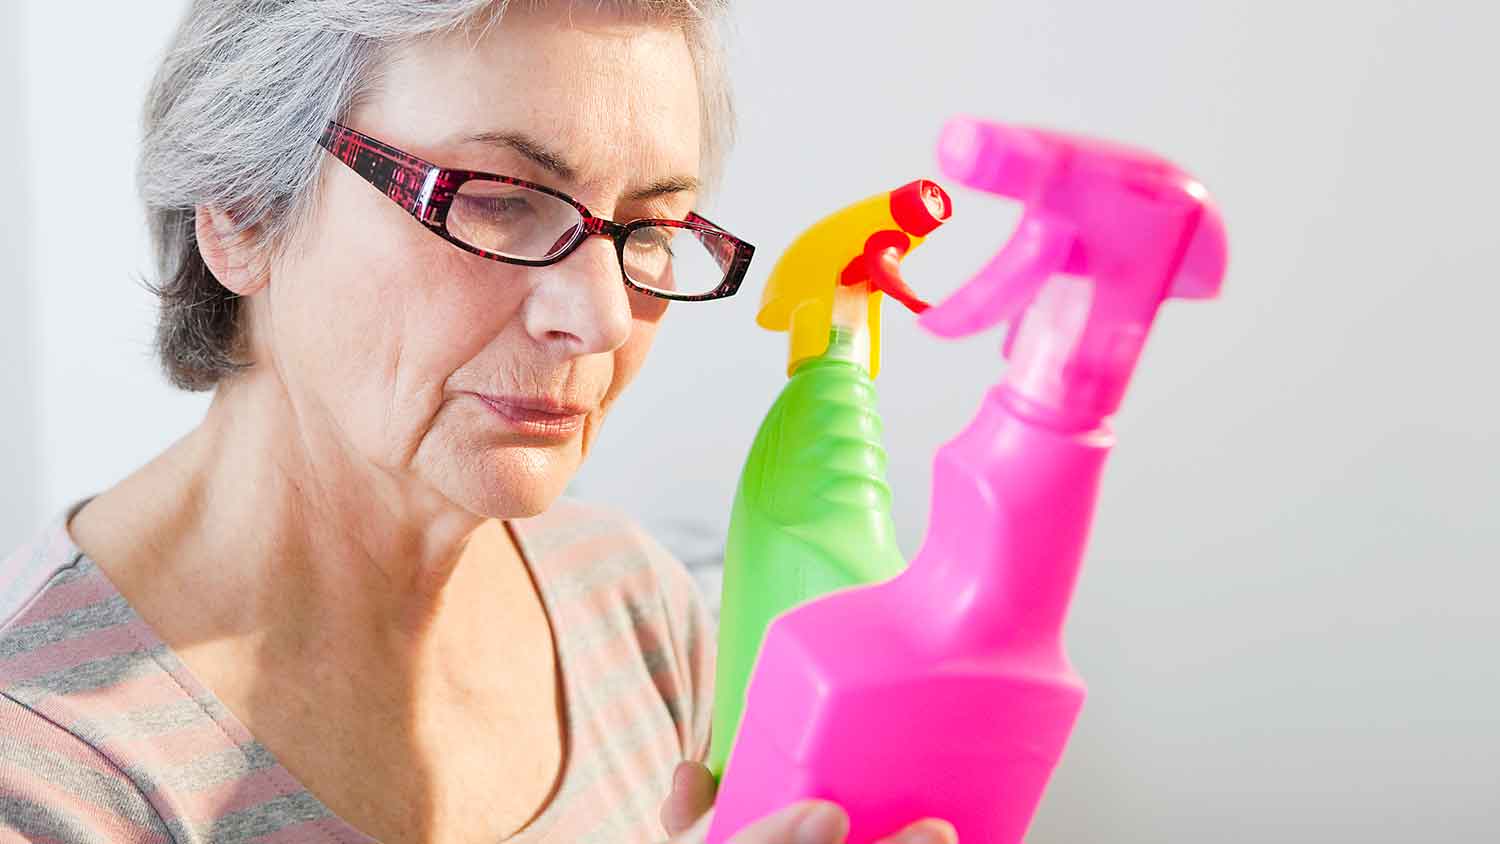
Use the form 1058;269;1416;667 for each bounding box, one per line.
520;235;634;356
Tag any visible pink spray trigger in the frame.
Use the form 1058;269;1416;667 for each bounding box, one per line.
917;214;1074;346
919;116;1228;422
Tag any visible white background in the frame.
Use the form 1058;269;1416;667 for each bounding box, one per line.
3;2;1497;841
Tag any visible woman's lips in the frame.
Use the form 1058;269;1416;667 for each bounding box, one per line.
472;394;588;439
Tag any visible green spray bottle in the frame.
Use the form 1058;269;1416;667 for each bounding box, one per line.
708;180;953;777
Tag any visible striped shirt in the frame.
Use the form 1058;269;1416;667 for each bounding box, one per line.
0;499;716;843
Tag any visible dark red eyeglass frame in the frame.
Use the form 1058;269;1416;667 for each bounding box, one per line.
317;120;755;302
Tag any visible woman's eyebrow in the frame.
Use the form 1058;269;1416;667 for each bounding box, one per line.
457;129;698;201
460;130;578;183
626;176;700;202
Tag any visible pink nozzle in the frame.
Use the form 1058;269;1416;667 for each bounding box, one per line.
936;116;1049;199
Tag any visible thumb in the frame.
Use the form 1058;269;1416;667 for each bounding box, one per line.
661;761;718;837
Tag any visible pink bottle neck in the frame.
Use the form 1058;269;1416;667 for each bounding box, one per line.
898;385;1114;654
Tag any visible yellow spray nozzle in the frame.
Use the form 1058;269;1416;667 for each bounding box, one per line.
757;179;952;378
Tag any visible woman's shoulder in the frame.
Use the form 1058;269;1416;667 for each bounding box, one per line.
511;497;716;659
0;514;174;841
1;505;138;687
513;497;717;763
511;496;702;603
1;509;152;743
0;693;172;841
1;508;90;634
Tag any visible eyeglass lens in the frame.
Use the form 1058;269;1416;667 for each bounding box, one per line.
447;180;733;297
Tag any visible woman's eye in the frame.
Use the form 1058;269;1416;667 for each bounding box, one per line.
460;194;535;220
453;188;543;223
636;229;676;255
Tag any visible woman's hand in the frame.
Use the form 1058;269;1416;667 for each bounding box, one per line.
661;761;959;844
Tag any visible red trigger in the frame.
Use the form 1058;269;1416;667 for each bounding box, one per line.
864;245;930;314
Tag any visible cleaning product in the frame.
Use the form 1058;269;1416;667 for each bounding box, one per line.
708;180;952;777
707;116;1229;843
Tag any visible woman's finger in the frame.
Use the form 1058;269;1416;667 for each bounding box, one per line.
876;821;954;844
661;761;719;836
707;799;848;844
874;818;959;844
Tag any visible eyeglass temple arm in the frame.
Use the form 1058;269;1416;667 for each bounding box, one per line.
318;122;440;222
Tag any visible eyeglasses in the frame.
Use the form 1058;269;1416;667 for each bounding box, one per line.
316;121;755;301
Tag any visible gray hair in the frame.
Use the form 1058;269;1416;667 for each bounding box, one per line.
139;0;735;390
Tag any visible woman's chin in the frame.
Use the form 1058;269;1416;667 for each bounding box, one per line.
410;403;589;519
440;443;581;520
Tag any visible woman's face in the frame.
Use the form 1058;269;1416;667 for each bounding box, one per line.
257;7;701;517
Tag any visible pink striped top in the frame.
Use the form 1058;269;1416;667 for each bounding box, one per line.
0;499;716;843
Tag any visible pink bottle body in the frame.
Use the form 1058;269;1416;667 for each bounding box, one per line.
709;386;1109;843
707;117;1227;843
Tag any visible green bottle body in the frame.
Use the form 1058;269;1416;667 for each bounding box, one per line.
708;333;907;777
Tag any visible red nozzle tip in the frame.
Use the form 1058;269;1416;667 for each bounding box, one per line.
890;179;952;237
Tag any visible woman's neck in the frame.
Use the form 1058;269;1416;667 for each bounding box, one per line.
70;371;519;669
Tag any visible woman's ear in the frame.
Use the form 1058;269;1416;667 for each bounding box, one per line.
195;205;270;296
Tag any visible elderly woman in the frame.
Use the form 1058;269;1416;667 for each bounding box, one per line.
0;2;960;843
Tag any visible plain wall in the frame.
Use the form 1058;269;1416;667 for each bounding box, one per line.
19;2;212;527
0;3;39;547
7;1;1497;841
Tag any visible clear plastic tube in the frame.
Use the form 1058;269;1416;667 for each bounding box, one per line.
822;284;873;373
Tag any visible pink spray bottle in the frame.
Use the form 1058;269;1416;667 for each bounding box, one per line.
706;116;1229;844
